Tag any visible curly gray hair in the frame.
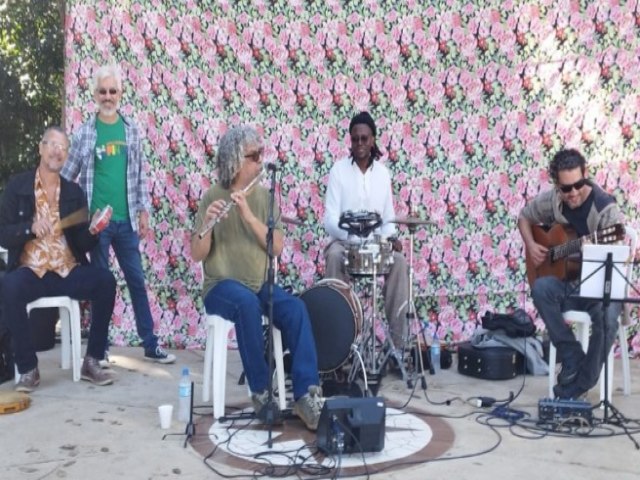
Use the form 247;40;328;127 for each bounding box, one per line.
216;125;261;189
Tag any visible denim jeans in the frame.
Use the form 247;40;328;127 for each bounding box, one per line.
2;266;116;373
532;276;621;391
204;279;319;400
91;220;157;351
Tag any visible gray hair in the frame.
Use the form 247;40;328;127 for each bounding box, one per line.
42;126;67;141
216;126;261;189
93;64;122;91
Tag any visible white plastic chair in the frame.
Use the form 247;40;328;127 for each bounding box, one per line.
200;264;286;420
548;226;636;400
15;296;82;383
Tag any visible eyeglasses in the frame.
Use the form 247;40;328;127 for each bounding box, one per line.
97;88;119;95
558;178;587;193
351;135;371;144
42;140;68;153
244;147;264;162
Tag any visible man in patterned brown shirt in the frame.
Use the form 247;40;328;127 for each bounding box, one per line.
0;127;116;392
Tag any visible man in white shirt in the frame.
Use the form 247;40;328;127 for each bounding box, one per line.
323;112;409;355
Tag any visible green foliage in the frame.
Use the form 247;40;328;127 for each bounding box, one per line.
0;0;64;192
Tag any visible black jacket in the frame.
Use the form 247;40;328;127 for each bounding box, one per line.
0;169;97;271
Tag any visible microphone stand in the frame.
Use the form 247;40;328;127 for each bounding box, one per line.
263;164;281;448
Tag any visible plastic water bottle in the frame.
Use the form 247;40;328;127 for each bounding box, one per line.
431;332;441;373
178;367;191;422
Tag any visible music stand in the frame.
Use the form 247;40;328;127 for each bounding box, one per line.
571;244;630;423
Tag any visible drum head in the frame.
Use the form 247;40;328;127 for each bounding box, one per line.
300;283;358;373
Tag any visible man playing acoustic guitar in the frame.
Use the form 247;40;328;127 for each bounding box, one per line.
518;148;625;399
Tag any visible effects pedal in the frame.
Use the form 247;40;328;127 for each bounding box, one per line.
538;398;593;424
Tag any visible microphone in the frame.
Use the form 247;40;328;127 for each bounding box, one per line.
267;163;278;172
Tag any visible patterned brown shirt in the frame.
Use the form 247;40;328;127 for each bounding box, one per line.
19;170;78;278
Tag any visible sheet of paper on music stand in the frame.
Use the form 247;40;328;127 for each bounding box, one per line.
579;244;630;300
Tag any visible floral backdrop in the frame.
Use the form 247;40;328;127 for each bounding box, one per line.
65;0;640;355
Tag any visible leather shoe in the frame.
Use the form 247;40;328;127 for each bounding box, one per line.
553;382;587;400
558;350;585;385
81;356;114;386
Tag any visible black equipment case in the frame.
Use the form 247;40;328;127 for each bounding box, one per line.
457;342;525;380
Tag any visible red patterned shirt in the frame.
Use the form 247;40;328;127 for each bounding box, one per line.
19;170;78;278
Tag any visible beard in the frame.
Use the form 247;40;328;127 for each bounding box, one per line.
99;102;118;117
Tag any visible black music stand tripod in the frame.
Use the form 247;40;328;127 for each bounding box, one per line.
570;251;636;430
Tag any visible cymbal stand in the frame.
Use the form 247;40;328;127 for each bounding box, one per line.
404;223;432;390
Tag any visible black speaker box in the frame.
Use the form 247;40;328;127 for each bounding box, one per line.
316;396;385;454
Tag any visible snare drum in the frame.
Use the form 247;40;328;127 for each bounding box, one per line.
344;239;394;276
299;279;363;373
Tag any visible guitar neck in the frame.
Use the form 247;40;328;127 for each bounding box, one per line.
550;236;584;262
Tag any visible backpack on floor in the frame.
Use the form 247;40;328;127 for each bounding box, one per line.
481;309;536;338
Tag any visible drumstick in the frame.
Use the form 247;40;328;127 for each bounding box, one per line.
59;207;89;229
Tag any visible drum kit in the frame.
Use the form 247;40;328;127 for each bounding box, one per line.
293;209;433;394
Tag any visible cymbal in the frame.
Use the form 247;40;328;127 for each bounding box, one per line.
281;215;304;226
390;216;433;226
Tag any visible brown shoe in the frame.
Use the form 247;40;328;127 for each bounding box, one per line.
81;356;114;386
15;367;40;393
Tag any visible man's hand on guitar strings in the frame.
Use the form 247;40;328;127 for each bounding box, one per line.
527;241;548;268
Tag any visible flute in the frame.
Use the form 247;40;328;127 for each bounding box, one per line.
198;168;266;239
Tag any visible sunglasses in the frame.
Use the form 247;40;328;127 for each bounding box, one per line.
97;88;119;95
244;147;264;162
558;178;587;193
351;135;371;144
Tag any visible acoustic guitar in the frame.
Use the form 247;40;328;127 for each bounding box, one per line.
525;223;625;287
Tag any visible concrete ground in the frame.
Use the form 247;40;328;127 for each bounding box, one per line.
0;344;639;479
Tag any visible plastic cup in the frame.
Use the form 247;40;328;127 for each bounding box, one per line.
158;404;173;429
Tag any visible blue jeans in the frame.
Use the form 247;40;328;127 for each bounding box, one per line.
532;276;621;391
2;266;116;373
204;280;319;400
91;220;157;351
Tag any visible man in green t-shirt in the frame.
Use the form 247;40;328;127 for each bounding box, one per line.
191;126;323;430
62;65;175;365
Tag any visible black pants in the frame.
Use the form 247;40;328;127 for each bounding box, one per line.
1;266;116;373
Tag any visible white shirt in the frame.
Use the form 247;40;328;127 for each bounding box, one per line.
324;158;397;241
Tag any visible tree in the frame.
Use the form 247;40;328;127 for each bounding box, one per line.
0;0;64;193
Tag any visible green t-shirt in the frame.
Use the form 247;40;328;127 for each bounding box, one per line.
194;184;283;295
92;116;129;220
